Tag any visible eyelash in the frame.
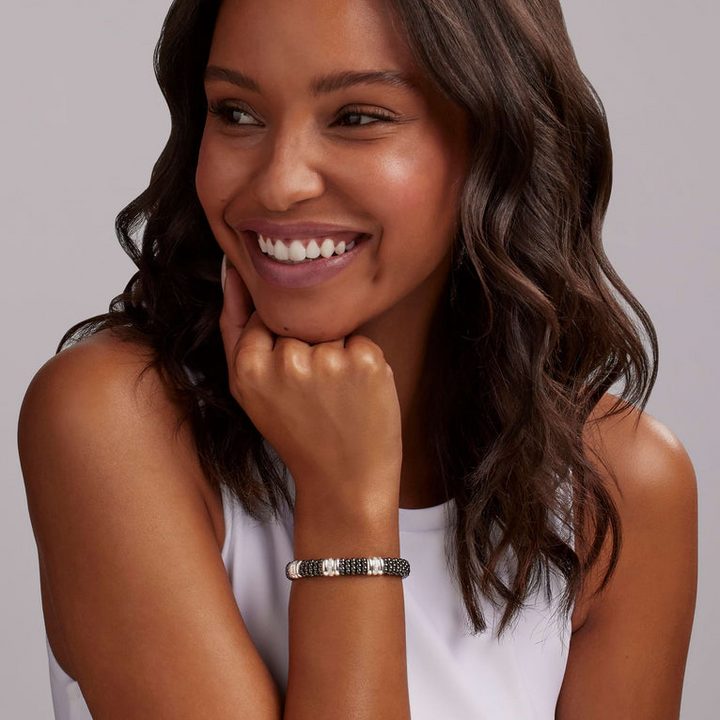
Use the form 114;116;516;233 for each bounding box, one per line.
207;101;396;128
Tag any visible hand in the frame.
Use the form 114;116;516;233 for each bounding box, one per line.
219;256;403;517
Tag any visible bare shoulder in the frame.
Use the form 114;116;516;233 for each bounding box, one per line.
21;328;174;441
558;394;698;719
584;393;696;503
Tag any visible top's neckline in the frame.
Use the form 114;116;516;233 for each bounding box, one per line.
398;497;455;532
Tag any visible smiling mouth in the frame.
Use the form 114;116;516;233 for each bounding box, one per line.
250;230;370;264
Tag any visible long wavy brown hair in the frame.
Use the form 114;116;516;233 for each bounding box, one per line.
59;0;657;636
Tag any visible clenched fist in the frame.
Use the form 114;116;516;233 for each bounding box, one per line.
219;256;403;520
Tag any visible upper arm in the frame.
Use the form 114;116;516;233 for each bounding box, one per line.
556;401;698;719
18;334;282;719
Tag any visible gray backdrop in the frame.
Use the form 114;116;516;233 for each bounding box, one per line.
2;2;717;717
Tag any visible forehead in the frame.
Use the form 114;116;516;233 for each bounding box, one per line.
209;0;422;90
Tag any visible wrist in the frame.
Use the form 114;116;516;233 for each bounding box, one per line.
293;478;399;524
293;493;400;558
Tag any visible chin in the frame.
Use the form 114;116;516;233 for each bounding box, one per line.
262;313;356;345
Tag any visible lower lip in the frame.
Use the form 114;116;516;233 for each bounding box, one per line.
243;231;371;289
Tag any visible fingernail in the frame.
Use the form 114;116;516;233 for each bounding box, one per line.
221;254;227;293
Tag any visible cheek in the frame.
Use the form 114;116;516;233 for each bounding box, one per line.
195;135;240;221
368;139;460;253
371;152;429;214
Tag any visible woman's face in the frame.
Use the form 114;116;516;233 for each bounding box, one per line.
196;0;469;343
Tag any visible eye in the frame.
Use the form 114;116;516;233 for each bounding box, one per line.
334;106;396;127
207;101;259;127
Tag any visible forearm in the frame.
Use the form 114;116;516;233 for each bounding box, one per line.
283;497;411;720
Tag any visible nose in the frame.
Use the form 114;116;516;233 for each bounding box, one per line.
249;124;326;213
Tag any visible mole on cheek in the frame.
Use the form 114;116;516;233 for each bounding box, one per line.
284;327;289;332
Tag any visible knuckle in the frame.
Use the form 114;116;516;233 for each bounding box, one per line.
349;342;385;372
278;343;309;377
234;348;265;384
313;346;344;374
356;354;383;375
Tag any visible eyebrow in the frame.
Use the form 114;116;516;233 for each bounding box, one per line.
204;65;422;97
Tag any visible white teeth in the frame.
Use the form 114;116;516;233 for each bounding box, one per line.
274;241;289;261
306;239;321;259
320;239;336;258
288;240;306;262
257;233;358;264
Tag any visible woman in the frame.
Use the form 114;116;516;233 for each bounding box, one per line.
18;0;697;717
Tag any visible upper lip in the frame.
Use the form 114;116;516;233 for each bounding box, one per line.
239;219;368;239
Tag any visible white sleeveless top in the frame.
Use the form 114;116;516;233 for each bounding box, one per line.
46;463;572;719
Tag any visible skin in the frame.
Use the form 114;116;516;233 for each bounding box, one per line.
17;0;697;717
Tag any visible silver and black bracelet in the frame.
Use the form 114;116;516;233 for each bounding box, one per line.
285;556;410;580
